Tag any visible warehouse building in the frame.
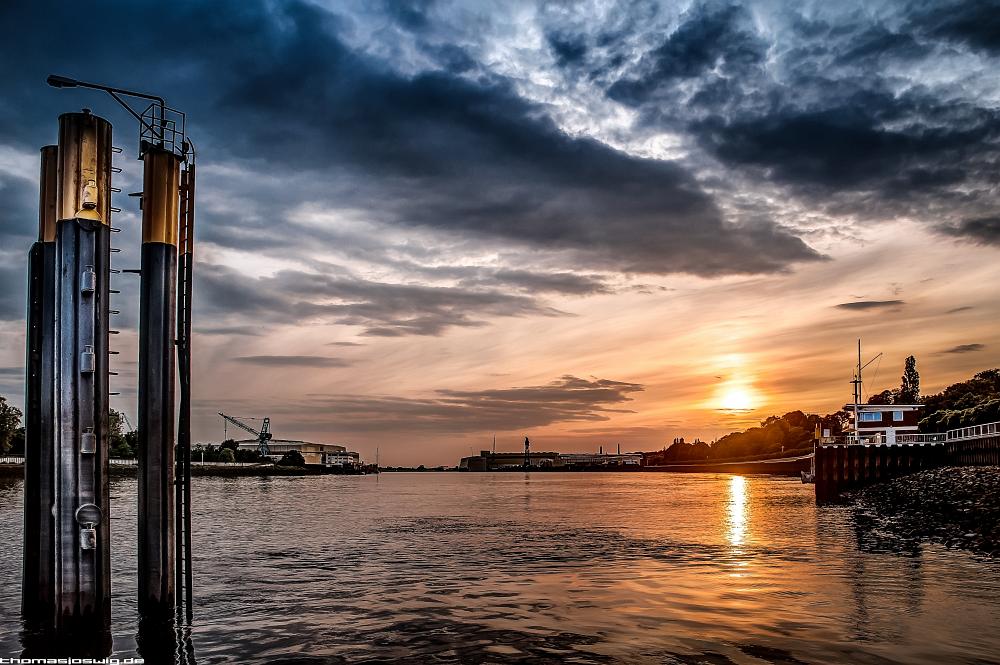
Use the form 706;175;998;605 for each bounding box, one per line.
236;439;360;469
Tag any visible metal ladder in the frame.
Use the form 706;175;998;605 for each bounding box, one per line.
174;160;196;626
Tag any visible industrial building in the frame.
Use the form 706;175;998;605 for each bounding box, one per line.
560;453;642;467
235;439;360;469
459;449;642;471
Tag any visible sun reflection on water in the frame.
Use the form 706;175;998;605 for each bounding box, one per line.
727;475;747;548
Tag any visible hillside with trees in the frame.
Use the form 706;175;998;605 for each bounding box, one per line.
646;409;850;465
0;395;23;454
919;369;1000;432
648;356;981;464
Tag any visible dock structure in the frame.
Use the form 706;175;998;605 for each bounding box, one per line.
814;421;1000;502
20;77;199;655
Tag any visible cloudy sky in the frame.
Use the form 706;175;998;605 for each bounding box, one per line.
1;0;998;464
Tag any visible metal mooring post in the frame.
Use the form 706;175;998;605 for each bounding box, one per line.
138;146;182;621
22;145;59;625
52;110;113;649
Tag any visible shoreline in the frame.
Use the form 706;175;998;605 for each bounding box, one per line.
853;466;1000;557
0;463;368;479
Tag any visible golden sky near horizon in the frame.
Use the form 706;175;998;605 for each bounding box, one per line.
1;0;999;466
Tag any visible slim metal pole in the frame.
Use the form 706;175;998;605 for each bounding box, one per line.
855;340;861;438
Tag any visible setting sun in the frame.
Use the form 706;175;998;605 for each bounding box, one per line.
719;386;756;412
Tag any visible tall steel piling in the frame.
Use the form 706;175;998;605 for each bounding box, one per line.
137;146;182;621
51;110;113;644
23;145;58;624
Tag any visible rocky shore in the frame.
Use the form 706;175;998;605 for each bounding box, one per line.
854;466;1000;557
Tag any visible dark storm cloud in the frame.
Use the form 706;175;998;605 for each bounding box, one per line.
461;270;611;296
233;355;351;368
941;343;985;354
692;97;996;192
939;216;1000;245
590;1;1000;244
0;260;25;321
909;0;1000;55
0;0;818;283
607;2;766;105
547;32;588;67
196;263;563;337
287;375;644;433
353;258;613;296
196;325;264;337
835;300;905;311
0;166;44;320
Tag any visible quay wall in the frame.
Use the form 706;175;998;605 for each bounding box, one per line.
816;436;1000;502
644;456;810;476
947;435;1000;466
815;443;946;502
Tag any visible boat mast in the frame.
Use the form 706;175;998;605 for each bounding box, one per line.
854;339;861;438
850;340;884;442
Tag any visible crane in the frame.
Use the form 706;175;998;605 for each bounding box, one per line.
218;412;272;457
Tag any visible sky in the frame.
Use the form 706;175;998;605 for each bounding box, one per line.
0;0;998;465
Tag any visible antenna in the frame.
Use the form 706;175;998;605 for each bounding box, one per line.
850;339;883;439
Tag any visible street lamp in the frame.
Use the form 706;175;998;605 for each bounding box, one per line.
47;74;164;123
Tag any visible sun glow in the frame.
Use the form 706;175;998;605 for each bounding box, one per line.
719;386;755;411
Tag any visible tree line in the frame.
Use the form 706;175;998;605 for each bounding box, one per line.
648;358;1000;463
0;397;303;465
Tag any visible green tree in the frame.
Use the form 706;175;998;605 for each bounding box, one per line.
898;355;920;403
919;369;1000;432
108;409;134;458
220;448;236;463
9;427;25;455
124;429;139;455
0;395;23;454
867;389;897;405
279;450;305;466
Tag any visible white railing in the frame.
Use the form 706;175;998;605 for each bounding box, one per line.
947;421;1000;442
821;433;945;446
896;433;947;444
4;456;138;465
2;456;263;468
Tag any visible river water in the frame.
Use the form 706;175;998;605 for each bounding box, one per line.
1;472;999;663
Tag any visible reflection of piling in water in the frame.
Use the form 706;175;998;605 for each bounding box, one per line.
53;110;113;642
138;146;182;621
22;145;58;624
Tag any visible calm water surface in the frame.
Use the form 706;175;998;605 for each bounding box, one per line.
1;472;999;663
